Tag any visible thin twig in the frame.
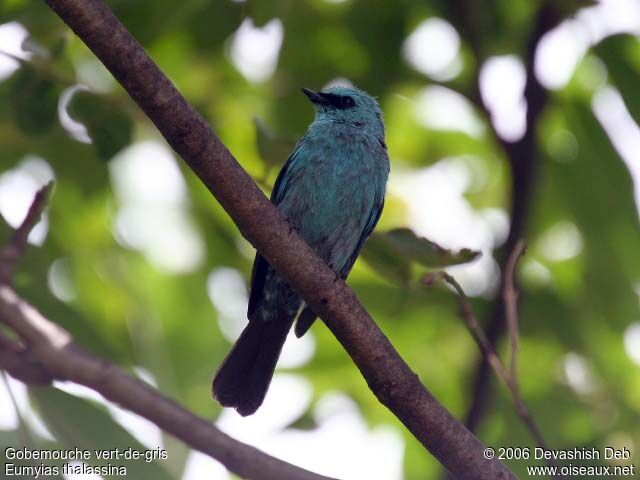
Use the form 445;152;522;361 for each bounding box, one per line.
503;240;527;397
422;271;511;386
0;182;53;284
422;251;563;478
499;240;558;467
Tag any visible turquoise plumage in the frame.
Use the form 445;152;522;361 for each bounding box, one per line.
213;86;389;415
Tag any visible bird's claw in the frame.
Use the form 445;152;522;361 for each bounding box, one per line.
327;263;340;282
285;217;297;235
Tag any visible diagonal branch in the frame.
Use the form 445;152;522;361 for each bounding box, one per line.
0;333;53;385
40;0;515;478
0;182;53;284
503;240;527;385
423;241;561;479
0;285;335;480
500;241;555;465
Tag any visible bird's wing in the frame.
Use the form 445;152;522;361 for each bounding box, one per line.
340;140;389;279
247;143;306;320
295;196;385;337
339;197;385;279
271;140;308;205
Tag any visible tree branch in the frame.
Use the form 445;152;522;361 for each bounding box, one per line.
500;242;556;467
0;285;336;480
424;242;564;479
38;0;515;478
0;333;53;385
461;4;560;434
503;241;526;384
0;182;53;284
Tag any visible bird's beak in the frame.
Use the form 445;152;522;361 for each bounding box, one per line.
301;88;331;106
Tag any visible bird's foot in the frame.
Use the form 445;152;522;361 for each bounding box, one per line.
284;216;298;235
327;263;340;282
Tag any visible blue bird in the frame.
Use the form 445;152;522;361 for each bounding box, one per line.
212;86;389;416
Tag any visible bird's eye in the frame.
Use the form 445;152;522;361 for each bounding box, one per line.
342;96;355;108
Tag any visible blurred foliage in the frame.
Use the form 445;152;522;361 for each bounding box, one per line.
361;228;481;286
67;91;133;160
7;65;61;136
1;1;639;479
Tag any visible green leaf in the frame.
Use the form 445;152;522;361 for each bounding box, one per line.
369;227;480;269
68;91;133;161
30;387;174;480
285;409;319;431
360;233;413;285
247;1;280;26
362;228;480;285
595;34;640;125
50;36;67;60
8;66;60;136
554;0;598;17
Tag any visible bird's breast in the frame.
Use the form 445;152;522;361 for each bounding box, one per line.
277;130;387;261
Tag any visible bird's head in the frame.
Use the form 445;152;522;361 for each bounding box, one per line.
302;86;384;138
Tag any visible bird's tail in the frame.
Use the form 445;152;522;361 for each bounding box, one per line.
212;312;294;416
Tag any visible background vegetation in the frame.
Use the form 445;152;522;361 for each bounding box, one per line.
1;0;639;478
